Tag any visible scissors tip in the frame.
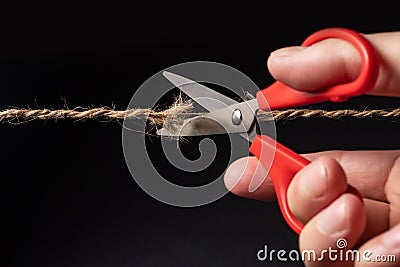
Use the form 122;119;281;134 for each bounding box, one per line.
156;127;181;137
156;128;168;136
162;70;171;77
162;71;179;80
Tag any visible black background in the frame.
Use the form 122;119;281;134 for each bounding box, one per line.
7;3;400;267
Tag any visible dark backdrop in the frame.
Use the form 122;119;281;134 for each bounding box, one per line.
7;3;400;267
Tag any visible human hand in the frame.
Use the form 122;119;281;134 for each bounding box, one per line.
224;31;400;266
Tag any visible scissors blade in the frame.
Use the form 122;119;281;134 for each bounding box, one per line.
157;116;230;136
201;99;260;134
157;99;260;142
163;71;238;111
159;71;260;142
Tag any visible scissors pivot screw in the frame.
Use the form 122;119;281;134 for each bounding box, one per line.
159;27;378;235
231;109;242;125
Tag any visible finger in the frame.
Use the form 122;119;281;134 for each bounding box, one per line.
224;156;275;201
224;153;393;252
268;38;360;92
385;156;400;227
299;193;366;267
267;32;400;97
356;223;400;267
304;150;400;202
359;199;390;246
287;156;348;224
224;150;400;202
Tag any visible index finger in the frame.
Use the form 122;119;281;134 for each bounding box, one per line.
267;32;400;97
224;150;400;202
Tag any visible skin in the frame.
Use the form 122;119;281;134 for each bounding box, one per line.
224;32;400;267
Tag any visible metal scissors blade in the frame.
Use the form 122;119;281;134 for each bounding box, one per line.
158;72;259;141
163;71;238;111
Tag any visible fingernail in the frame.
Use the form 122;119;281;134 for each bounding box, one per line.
317;197;348;235
224;162;244;190
299;160;328;199
270;47;303;58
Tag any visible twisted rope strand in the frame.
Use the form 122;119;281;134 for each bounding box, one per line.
1;106;400;124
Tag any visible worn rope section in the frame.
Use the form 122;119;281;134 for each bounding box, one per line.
1;103;400;125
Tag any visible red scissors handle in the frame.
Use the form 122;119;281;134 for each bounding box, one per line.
249;28;377;234
250;135;362;234
256;27;379;110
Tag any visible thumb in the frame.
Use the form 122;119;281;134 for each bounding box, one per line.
267;38;361;92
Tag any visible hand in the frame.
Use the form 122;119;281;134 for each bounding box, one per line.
224;31;400;267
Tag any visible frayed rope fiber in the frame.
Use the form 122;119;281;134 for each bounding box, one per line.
1;103;400;125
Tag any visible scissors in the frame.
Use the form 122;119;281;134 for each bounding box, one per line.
157;27;379;234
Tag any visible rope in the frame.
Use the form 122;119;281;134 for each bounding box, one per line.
1;106;400;124
0;93;399;126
